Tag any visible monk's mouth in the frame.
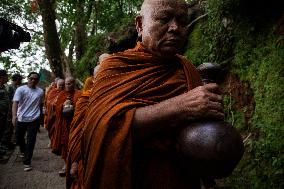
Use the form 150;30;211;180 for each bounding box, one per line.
163;37;181;44
162;40;181;49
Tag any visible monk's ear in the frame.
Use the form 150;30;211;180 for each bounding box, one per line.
135;15;143;39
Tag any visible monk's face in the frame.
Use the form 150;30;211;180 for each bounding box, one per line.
136;0;189;57
57;79;65;91
65;78;75;91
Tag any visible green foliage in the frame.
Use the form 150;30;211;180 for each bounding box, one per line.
0;0;25;19
186;0;284;188
185;0;235;66
0;0;48;76
229;36;284;189
74;33;108;80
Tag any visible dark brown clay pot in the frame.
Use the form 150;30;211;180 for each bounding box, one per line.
176;120;244;178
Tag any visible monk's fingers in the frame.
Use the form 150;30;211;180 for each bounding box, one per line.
204;83;222;95
206;92;223;103
207;101;223;112
205;109;224;120
70;162;78;179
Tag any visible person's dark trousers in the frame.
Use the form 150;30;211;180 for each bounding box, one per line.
16;119;40;165
0;113;8;142
1;120;14;149
0;113;8;156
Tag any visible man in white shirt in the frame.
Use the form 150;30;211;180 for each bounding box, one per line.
12;72;44;171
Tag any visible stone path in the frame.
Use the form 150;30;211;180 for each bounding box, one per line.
0;127;65;189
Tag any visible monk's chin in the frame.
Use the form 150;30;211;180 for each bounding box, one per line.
159;47;181;57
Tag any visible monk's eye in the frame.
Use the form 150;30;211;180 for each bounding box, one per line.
156;15;170;24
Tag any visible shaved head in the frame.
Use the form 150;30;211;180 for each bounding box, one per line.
98;53;110;66
65;77;75;83
65;77;75;91
140;0;187;16
57;79;65;90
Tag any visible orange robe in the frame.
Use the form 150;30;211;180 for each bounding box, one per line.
82;77;93;92
44;85;56;129
80;42;202;189
66;90;91;189
66;78;94;189
50;89;81;161
44;87;62;133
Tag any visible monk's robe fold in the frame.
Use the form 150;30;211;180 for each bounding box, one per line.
51;90;81;160
81;42;202;189
43;86;55;129
66;79;93;189
82;77;93;92
44;88;62;134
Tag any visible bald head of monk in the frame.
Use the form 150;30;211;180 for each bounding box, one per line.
57;79;65;91
65;77;75;92
136;0;189;57
93;53;111;77
98;53;110;66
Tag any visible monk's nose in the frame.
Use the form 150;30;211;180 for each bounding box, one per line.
168;19;179;32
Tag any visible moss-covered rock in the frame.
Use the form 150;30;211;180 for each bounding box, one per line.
185;0;284;188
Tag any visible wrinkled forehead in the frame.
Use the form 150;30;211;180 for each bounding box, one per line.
57;79;65;85
65;78;75;84
141;0;187;15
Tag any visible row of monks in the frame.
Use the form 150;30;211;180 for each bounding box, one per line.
44;76;81;169
43;54;110;188
42;1;226;188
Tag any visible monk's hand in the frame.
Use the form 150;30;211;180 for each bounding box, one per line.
178;83;224;121
70;162;78;179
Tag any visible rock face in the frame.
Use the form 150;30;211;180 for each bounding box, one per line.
107;23;138;53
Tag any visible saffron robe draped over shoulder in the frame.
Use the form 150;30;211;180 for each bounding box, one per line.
66;80;93;189
44;88;61;133
82;77;93;92
51;90;81;160
81;42;202;189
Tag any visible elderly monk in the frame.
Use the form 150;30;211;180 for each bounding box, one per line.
45;77;60;97
44;79;65;132
65;54;110;188
66;78;94;189
80;0;224;188
82;53;110;93
50;77;81;176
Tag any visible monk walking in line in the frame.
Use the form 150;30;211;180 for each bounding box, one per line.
69;0;224;188
50;77;81;176
44;79;65;147
44;79;64;130
66;77;93;189
66;53;110;189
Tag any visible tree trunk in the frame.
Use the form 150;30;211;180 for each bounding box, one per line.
38;0;70;78
74;0;87;60
91;0;99;35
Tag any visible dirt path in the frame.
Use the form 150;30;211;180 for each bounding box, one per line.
0;127;65;189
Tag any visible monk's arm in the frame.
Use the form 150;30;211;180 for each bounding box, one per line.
132;83;224;141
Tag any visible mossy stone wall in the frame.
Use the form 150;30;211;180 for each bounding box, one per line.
185;0;284;188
